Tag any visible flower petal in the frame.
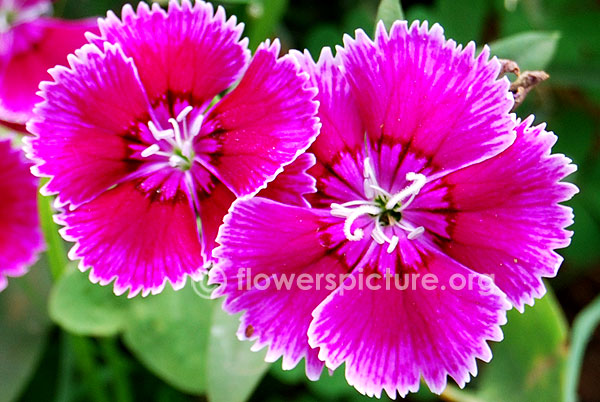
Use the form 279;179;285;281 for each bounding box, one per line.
308;250;510;398
0;139;43;292
91;0;249;109
409;117;578;311
290;48;371;206
25;42;152;208
258;152;317;207
291;48;364;167
58;178;203;298
197;39;319;197
0;18;98;126
339;21;515;179
196;178;236;262
212;197;347;379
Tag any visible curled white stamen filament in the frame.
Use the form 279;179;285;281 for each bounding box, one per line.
342;205;380;241
385;172;427;210
330;165;428;252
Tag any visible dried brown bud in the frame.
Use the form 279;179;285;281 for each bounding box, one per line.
510;70;550;111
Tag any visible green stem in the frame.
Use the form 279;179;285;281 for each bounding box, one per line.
70;335;110;402
99;338;133;402
564;294;600;402
54;332;75;402
37;178;68;280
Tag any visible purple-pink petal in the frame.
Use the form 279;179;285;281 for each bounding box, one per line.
197;39;319;197
0;138;44;292
212;197;348;380
290;48;364;169
89;0;249;110
26;42;151;208
409;117;578;310
196;178;236;262
57;179;203;298
308;251;510;398
0;17;98;126
258;152;317;207
340;21;515;180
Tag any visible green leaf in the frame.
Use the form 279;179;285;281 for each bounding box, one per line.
305;24;341;59
37;178;68;280
429;0;489;45
49;268;130;337
561;196;600;271
307;368;366;401
123;283;214;395
0;259;51;402
269;363;306;386
564;294;600;402
206;307;269;402
488;31;561;71
375;0;404;31
444;289;568;402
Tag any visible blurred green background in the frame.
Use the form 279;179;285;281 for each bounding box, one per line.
2;0;600;401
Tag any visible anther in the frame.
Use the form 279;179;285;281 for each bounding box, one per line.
176;106;194;122
407;226;425;240
386;235;399;253
141;144;161;158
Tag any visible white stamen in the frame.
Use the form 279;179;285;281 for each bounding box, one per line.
372;216;392;244
141;144;161;158
148;120;176;147
337;200;374;209
369;184;391;197
385;172;427;210
371;229;386;244
331;209;350;218
407;226;425;240
363;157;376;181
331;158;429;252
141;109;202;170
177;106;194;122
169;118;182;145
190;114;204;138
386;235;399;253
363;157;378;198
364;180;375;199
342;205;380;241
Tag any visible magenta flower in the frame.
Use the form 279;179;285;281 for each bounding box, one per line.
0;137;43;292
25;0;319;297
0;0;98;129
211;21;578;397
